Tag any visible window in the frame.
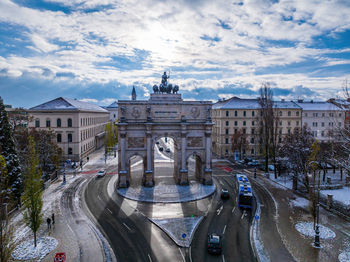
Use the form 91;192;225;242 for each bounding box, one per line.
251;128;255;134
243;111;246;117
225;121;229;126
288;128;291;135
279;128;282;134
305;113;308;117
312;122;318;127
114;114;116;118
68;147;72;155
279;121;282;126
35;119;40;127
234;121;238;126
288;121;291;126
278;137;282;143
296;111;299;116
252;121;255;126
329;113;334;117
225;129;229;135
225;138;229;144
296;121;299;126
279;111;282;116
251;149;254;155
321;131;324;137
234;111;237;116
250;137;254;143
46;119;51;127
321;122;325;127
252;111;255;117
322;113;325;117
243;128;246;134
68;133;72;143
68;118;72;127
339;113;342;117
57;118;61;127
313;131;317;137
57;134;62;143
313;113;318;117
234;128;237;134
226;111;229;117
339;122;342;127
243;121;246;126
288;111;291;116
329;122;333;127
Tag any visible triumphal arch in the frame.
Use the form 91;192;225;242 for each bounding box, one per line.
117;72;213;188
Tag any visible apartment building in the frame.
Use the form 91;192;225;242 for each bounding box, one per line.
106;101;118;122
295;100;344;140
212;97;302;159
28;97;109;161
328;98;350;129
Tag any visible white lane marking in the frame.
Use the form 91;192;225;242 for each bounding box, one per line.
148;254;152;262
123;222;132;231
216;205;223;215
232;206;236;213
241;210;247;220
178;248;186;262
189;246;192;262
106;208;113;214
219;180;224;186
222;254;225;262
222;225;227;234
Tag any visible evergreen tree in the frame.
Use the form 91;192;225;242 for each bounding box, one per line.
22;136;43;247
0;97;22;202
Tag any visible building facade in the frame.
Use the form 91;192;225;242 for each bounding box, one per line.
295;100;344;141
28;97;109;161
212;97;302;158
106;101;118;122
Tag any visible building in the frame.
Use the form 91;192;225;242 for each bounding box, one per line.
28;97;109;161
295;100;344;140
106;101;118;122
328;98;350;129
212;97;302;159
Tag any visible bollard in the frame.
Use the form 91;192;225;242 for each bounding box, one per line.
265;172;270;179
327;194;333;210
327;177;331;184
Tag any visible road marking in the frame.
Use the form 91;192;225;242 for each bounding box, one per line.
222;225;227;234
123;222;132;231
219;180;224;186
106;208;113;214
222;254;225;262
178;248;186;262
189;246;192;262
148;254;152;262
232;206;236;213
216;205;223;215
241;210;247;220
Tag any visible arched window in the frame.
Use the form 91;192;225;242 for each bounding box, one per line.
46;118;51;127
57;134;62;143
57;118;61;127
68;133;72;143
68;118;72;127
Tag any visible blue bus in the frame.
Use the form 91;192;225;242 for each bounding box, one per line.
235;174;253;208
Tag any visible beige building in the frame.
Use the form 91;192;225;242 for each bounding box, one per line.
28;97;109;161
212;97;302;159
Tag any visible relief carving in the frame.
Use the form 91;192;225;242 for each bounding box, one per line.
132;106;141;118
128;137;145;148
187;137;203;148
190;107;200;118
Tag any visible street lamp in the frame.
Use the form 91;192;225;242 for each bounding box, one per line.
308;160;320;248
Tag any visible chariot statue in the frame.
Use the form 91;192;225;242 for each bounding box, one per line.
153;71;179;94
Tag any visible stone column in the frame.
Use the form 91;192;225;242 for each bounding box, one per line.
144;126;154;187
203;126;213;185
179;123;188;185
118;132;128;188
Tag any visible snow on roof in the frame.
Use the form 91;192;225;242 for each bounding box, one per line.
213;97;300;110
295;101;342;111
30;97;108;112
106;101;118;108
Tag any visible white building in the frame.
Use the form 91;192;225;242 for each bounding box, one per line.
295;100;344;141
28;97;109;161
106;101;118;122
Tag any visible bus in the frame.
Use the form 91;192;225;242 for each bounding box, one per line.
235;174;253;208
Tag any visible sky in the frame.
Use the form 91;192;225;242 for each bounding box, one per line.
0;0;350;108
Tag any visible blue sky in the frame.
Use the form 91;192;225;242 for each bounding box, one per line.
0;0;350;108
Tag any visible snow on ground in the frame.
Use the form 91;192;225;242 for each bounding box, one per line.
321;187;350;207
290;197;309;208
12;237;58;261
339;251;350;262
295;222;336;239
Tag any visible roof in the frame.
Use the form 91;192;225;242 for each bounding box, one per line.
213;97;301;110
30;97;108;112
106;101;118;108
294;101;342;111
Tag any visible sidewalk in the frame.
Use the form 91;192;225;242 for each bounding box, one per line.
246;168;350;262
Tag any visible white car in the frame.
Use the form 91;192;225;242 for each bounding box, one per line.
97;170;106;177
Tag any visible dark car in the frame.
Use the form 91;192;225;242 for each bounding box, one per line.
166;148;170;153
207;233;222;255
159;147;163;152
221;188;229;199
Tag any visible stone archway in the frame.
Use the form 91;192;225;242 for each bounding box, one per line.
117;75;213;188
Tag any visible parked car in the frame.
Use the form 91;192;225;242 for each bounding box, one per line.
159;147;163;152
97;170;106;178
166;148;170;153
207;233;222;255
247;160;259;167
156;141;159;145
221;188;229;199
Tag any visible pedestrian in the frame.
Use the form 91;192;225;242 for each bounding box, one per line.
47;217;51;230
51;213;55;225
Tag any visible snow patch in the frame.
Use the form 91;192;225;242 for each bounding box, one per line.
339;251;350;262
295;222;336;239
12;237;58;261
321;187;350;207
290;197;309;208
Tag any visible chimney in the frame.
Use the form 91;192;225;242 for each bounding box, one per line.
298;99;303;103
310;100;313;103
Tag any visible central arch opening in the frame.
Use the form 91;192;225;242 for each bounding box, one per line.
153;137;178;185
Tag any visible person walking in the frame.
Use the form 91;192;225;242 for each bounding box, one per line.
51;213;55;226
47;217;51;230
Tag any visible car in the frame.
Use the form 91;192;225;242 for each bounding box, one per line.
247;160;259;167
156;141;159;145
159;147;163;152
221;188;229;199
207;233;222;255
97;170;106;178
166;148;170;153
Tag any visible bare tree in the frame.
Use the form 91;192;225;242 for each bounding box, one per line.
231;128;247;159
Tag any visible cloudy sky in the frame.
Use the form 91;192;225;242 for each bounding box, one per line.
1;0;350;108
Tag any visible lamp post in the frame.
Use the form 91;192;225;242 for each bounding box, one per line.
308;160;320;248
